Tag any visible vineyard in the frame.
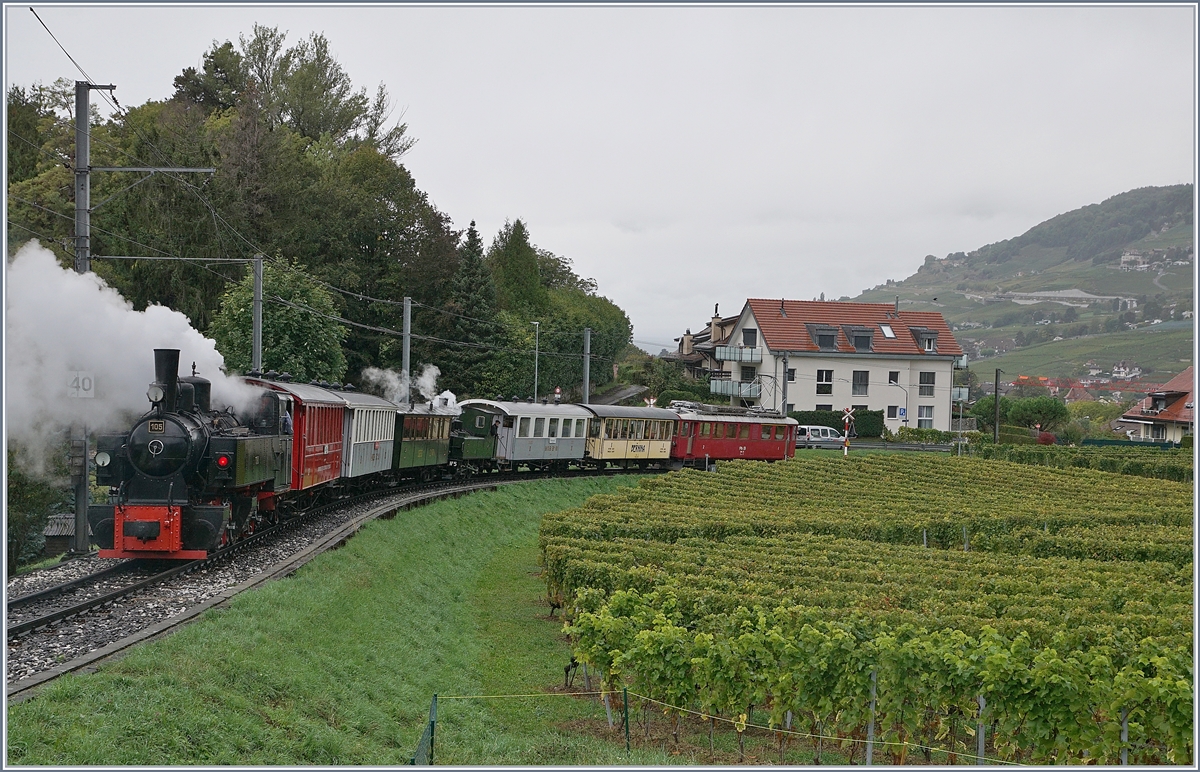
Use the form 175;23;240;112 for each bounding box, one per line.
539;456;1194;764
973;444;1193;482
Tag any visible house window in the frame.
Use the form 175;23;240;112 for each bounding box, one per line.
919;372;935;396
888;371;900;385
743;328;758;347
887;405;898;419
852;370;869;396
880;324;896;339
816;404;833;412
817;369;833;395
918;405;934;428
740;365;757;382
853;405;869;411
785;403;794;413
853;335;872;352
817;332;837;349
1151;424;1167;440
786;368;796;382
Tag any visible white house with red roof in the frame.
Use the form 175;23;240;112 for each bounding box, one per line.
706;299;964;432
1119;366;1194;443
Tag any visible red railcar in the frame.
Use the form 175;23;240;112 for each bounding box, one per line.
246;380;346;492
670;409;797;466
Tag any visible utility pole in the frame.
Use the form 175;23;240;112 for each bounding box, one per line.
252;255;263;373
71;81;114;553
402;296;412;405
532;321;540;401
72;80;214;553
582;327;591;405
780;352;789;417
994;368;1003;444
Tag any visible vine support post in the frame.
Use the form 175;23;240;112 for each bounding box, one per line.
623;687;631;756
976;694;986;764
1120;706;1129;765
866;668;877;765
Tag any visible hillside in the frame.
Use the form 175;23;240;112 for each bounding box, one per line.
854;185;1194;381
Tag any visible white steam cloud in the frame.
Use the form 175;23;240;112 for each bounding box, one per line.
5;242;263;473
361;364;444;405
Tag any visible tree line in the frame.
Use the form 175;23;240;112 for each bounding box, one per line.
7;24;631;400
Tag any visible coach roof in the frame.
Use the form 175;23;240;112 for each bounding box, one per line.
582;405;679;420
458;399;592;418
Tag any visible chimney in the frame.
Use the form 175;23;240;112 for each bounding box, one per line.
682;329;694;355
711;309;721;342
154;348;180;412
895;295;900;313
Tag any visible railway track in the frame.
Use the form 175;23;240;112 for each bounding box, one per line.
6;468;644;701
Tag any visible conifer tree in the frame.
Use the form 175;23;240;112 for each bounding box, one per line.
486;219;547;312
438;222;502;396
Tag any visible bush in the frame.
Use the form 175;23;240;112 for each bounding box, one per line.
895;426;954;444
787;410;884;438
1037;431;1056;445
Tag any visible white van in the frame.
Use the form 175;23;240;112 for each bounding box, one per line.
796;425;844;449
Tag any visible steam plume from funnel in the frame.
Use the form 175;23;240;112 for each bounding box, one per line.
361;364;441;404
5;241;262;473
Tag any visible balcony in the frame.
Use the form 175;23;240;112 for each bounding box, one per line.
710;379;761;398
715;345;763;363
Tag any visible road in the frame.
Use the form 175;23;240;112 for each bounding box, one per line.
590;384;648;405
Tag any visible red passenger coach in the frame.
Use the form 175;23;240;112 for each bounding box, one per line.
247;380;346;491
670;408;797;466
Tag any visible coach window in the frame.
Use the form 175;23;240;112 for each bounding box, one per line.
633;420;645;439
761;425;771;440
713;423;724;439
560;418;571;438
547;418;559;438
700;422;711;437
739;423;750;439
475;415;486;429
534;417;546;437
619;420;629;439
728;423;739;438
518;417;531;437
679;421;690;437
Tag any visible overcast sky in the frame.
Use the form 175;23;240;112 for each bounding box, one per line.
5;3;1196;353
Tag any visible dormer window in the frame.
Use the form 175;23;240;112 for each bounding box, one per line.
853;334;872;352
910;326;937;353
807;324;839;350
879;324;896;339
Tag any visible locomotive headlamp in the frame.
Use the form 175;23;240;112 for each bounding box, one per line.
94;451;111;468
215;454;231;469
147;384;165;404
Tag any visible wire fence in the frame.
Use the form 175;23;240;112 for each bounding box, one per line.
423;686;1028;766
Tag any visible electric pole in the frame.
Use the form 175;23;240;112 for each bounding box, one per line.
994;368;1003;444
582;327;591;405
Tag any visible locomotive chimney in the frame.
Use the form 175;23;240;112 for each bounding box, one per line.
154;348;180;412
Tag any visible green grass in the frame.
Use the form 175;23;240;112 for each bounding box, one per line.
6;476;690;766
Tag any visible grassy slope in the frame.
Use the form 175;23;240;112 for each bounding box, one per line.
6;477;683;766
969;323;1193;381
